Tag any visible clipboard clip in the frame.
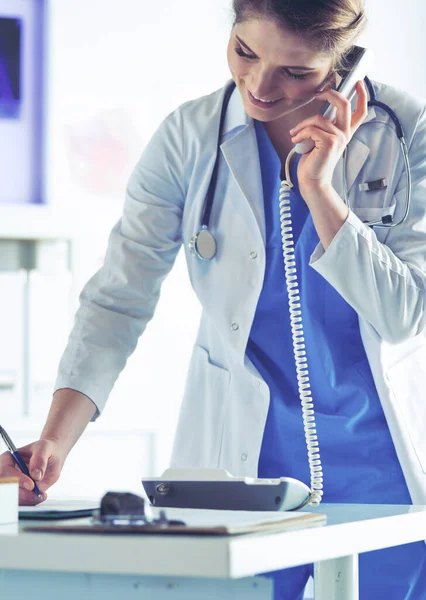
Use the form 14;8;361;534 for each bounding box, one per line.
92;491;185;528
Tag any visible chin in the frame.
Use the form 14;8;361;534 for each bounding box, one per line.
246;108;273;121
238;85;283;118
242;100;279;122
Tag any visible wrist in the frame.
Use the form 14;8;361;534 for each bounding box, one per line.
299;184;349;250
38;435;68;464
40;389;96;459
299;181;334;200
301;182;348;216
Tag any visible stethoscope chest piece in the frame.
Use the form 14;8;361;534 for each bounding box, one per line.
189;228;217;260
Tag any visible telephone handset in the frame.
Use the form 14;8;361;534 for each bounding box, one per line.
295;45;371;154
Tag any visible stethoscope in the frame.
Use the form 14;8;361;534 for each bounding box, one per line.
189;76;412;261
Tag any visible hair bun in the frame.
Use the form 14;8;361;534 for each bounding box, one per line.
351;12;365;27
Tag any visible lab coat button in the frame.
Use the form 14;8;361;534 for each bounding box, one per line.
231;322;239;331
252;379;260;388
241;453;248;461
250;251;258;259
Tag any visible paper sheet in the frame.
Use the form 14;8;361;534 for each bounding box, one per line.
19;498;99;513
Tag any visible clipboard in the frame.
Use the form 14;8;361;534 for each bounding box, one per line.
19;508;97;520
23;508;326;536
19;499;99;521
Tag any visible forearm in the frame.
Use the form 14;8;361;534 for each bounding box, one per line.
40;389;97;459
301;183;350;249
307;204;426;344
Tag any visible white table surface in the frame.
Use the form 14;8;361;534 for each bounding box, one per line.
1;504;426;579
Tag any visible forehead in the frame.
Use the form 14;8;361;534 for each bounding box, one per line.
233;18;331;67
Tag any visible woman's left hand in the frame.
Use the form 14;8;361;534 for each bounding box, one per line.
290;80;369;195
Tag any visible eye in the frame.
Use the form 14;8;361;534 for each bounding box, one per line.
235;47;256;60
234;47;309;81
285;71;309;81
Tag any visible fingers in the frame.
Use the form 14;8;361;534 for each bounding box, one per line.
1;464;34;491
290;90;350;136
317;80;368;134
0;439;58;507
0;451;45;502
321;88;352;134
0;451;31;487
291;80;368;139
290;114;337;138
26;440;51;482
351;80;369;130
19;488;48;506
291;126;340;150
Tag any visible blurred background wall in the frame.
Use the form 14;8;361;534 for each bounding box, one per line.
0;0;425;501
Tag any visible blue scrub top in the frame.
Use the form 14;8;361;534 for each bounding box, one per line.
248;119;426;600
247;119;411;504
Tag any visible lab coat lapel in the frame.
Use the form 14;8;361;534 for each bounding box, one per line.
332;137;369;198
220;125;266;245
332;104;377;198
216;82;377;243
215;83;265;243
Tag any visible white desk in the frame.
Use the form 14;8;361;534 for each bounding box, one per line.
1;504;426;600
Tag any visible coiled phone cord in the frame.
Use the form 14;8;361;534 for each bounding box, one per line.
279;149;324;508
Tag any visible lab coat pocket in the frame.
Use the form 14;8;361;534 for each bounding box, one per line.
386;345;426;474
352;202;397;244
171;345;231;469
353;202;397;224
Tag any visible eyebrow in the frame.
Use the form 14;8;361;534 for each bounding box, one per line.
235;35;317;71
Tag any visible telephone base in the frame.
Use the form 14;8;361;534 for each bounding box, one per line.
142;469;311;512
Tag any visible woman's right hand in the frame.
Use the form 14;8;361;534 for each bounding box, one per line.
0;438;65;505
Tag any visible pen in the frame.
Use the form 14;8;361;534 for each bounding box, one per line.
0;425;43;500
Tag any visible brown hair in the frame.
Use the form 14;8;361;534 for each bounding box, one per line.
231;0;367;75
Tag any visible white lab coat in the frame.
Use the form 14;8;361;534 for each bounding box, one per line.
55;78;426;507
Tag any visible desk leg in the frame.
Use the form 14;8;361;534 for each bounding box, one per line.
314;554;358;600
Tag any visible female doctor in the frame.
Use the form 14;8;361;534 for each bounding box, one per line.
2;0;426;597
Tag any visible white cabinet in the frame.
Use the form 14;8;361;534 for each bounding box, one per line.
0;237;72;417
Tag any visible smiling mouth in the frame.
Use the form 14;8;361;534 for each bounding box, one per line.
248;89;283;104
247;89;284;109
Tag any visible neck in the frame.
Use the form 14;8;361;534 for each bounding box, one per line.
263;98;326;138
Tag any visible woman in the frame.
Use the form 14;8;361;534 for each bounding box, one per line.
1;1;426;597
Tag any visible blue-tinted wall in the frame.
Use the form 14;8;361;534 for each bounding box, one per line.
0;0;45;205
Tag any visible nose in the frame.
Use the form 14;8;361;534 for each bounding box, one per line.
248;67;278;100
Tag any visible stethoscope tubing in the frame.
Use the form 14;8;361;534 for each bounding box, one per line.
190;76;411;260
